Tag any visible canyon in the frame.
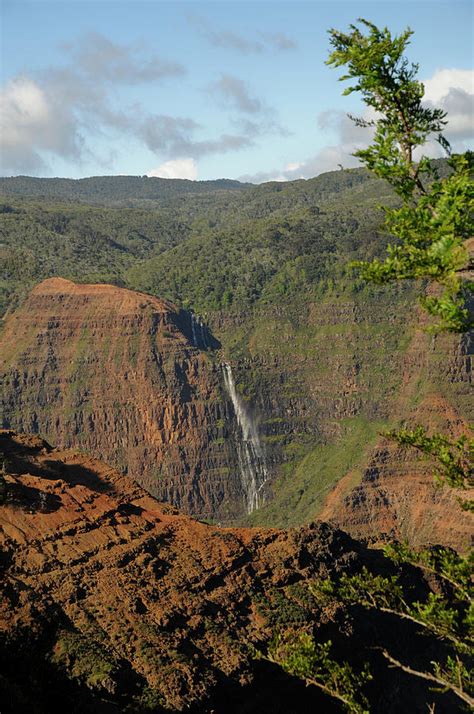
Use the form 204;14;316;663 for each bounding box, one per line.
0;277;263;523
1;276;471;548
0;168;471;550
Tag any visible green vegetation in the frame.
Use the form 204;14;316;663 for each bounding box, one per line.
267;547;473;710
264;634;372;713
0;175;250;204
250;416;385;527
263;18;473;712
327;18;473;332
51;629;117;692
0;160;411;319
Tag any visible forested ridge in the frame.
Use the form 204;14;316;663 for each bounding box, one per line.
0;166;400;316
0;175;251;205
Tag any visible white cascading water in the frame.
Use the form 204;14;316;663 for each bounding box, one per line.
222;362;268;514
191;314;198;347
190;313;209;349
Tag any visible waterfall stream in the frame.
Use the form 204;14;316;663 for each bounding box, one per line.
222;362;268;514
190;313;209;349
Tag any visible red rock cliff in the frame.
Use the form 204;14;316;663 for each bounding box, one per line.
320;315;473;551
0;278;244;521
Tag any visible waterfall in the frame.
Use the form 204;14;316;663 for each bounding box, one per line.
190;313;209;349
191;314;198;347
222;362;268;514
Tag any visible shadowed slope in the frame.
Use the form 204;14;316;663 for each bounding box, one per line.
0;431;463;713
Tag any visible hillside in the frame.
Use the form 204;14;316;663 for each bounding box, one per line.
0;167;385;316
1;166;471;544
0;175;251;205
319;309;473;551
0;431;463;713
0;277;253;522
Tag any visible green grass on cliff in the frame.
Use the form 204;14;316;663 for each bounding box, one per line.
248;416;386;527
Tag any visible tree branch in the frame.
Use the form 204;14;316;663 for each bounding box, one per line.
381;650;474;707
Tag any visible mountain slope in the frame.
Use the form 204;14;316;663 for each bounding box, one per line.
319;312;473;551
0;278;248;521
0;430;462;713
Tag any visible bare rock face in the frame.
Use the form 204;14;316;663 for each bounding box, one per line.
0;431;356;712
0;278;243;521
320;318;473;551
0;431;461;713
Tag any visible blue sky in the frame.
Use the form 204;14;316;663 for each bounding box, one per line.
1;0;473;181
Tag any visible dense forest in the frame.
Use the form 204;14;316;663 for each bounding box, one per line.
0;166;400;317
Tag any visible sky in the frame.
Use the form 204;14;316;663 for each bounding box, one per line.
1;0;473;182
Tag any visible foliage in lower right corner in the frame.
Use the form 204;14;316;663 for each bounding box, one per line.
267;632;371;713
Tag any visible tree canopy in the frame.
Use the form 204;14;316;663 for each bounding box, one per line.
327;18;473;333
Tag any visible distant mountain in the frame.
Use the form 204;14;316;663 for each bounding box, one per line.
0;174;252;204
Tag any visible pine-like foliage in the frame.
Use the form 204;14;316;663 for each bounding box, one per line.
327;19;473;333
264;19;473;712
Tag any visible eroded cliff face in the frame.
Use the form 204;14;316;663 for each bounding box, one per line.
0;278;471;546
0;278;246;521
0;431;461;713
319;317;473;551
0;431;359;713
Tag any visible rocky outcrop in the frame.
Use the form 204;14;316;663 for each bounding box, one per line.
0;278;248;521
320;317;473;551
0;431;462;713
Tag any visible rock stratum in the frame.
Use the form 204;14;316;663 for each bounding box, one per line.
0;431;462;713
320;314;473;551
0;278;472;550
0;278;247;522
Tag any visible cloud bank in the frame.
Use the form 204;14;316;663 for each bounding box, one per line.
0;30;288;175
147;158;198;180
241;68;474;183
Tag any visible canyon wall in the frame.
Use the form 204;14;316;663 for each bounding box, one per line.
0;278;255;521
319;316;473;550
1;278;471;548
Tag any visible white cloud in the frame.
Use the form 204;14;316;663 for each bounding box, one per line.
0;75;82;172
65;32;186;84
285;161;303;171
423;69;474;142
147;158;198;180
423;69;473;102
208;74;263;114
0;32;191;174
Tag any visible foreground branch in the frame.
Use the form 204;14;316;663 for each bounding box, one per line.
381;650;474;708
